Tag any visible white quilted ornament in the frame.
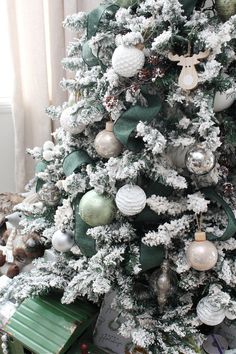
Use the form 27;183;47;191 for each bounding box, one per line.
115;184;147;216
196;296;225;326
60;106;85;135
112;45;145;78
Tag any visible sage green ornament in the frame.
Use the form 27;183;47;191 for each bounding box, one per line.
79;189;116;227
115;0;138;8
215;0;236;21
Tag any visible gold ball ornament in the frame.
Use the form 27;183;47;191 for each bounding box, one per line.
186;232;218;271
215;0;236;21
94;122;122;159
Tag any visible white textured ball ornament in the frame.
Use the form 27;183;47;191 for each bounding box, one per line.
52;230;74;252
43;150;54;162
43;141;54;150
213;89;236;112
197;296;225;326
94;122;122;159
60;107;85;135
112;45;145;78
115;184;147;216
186;232;218;271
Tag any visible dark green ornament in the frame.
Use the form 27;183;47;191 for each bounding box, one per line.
215;0;236;21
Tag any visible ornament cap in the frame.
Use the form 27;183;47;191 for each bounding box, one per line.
106;121;114;132
194;231;206;241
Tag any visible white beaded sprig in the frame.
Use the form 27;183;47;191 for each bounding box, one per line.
1;333;9;354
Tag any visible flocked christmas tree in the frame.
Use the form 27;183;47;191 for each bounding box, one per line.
1;0;236;352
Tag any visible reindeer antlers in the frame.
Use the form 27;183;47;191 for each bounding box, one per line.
168;49;210;62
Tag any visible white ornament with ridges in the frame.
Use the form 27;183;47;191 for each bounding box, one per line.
115;184;147;216
60;106;85;135
197;296;225;326
112;45;145;78
52;230;74;252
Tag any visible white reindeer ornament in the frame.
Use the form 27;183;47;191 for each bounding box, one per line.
168;50;210;90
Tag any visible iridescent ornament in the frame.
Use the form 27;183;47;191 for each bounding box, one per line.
186;231;218;271
60;106;85;135
37;182;61;206
94;122;122;159
52;230;74;252
185;145;215;175
215;0;236;21
214;89;236;112
197;296;225;326
115;185;146;216
79;189;116;227
112;45;145;78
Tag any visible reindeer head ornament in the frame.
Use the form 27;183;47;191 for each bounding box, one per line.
168;50;210;90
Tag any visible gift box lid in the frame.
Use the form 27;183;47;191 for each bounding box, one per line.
4;295;98;354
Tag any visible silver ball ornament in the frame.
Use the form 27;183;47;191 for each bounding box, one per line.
37;182;61;206
94;122;122;159
52;230;74;252
112;45;145;78
197;296;225;326
60;106;85;135
213;89;235;112
186;232;218;271
115;184;146;216
79;189;116;227
185;145;216;175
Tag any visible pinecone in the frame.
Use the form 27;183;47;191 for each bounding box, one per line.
223;182;234;196
138;68;152;80
147;55;160;65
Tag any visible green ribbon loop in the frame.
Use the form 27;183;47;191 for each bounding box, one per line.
140;244;165;272
179;0;198;16
63;150;93;177
113;93;162;152
35;161;47;192
203;188;236;241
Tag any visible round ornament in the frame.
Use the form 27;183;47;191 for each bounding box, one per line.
186;232;218;271
37;182;61;206
214;89;236;112
225;308;236;320
115;185;146;216
94;122;122;159
60;107;85;135
43;141;54;150
202;334;228;354
112;45;145;78
52;230;74;252
79;189;116;227
185;145;215;175
197;296;225;326
215;0;236;21
43;150;53;162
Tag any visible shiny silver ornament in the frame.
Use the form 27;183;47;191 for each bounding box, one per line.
37;182;61;206
185;145;216;175
52;230;74;252
197;296;225;326
215;0;236;21
94;122;122;159
149;260;176;313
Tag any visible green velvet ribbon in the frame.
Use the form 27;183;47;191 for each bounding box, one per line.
203;188;236;241
63;150;93;177
82;4;119;68
113;93;162;152
35;161;47;192
179;0;198;16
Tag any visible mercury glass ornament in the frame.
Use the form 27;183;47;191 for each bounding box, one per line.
79;189;116;227
52;230;74;252
215;0;236;21
94;122;122;159
60;106;85;135
112;45;145;78
185;145;215;175
197;296;225;326
115;184;146;216
214;89;236;112
186;232;218;271
37;182;61;206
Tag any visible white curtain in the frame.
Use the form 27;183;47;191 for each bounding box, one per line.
6;0;100;192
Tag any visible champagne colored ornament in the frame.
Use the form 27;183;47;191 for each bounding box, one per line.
37;182;61;206
52;230;74;252
79;189;116;227
215;0;236;21
60;107;85;135
149;260;176;313
185;145;215;175
112;45;145;78
115;185;146;216
186;231;218;271
213;89;236;112
168;50;210;90
94;122;122;159
197;296;225;326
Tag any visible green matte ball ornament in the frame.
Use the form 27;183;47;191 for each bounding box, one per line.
215;0;236;21
79;189;116;227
